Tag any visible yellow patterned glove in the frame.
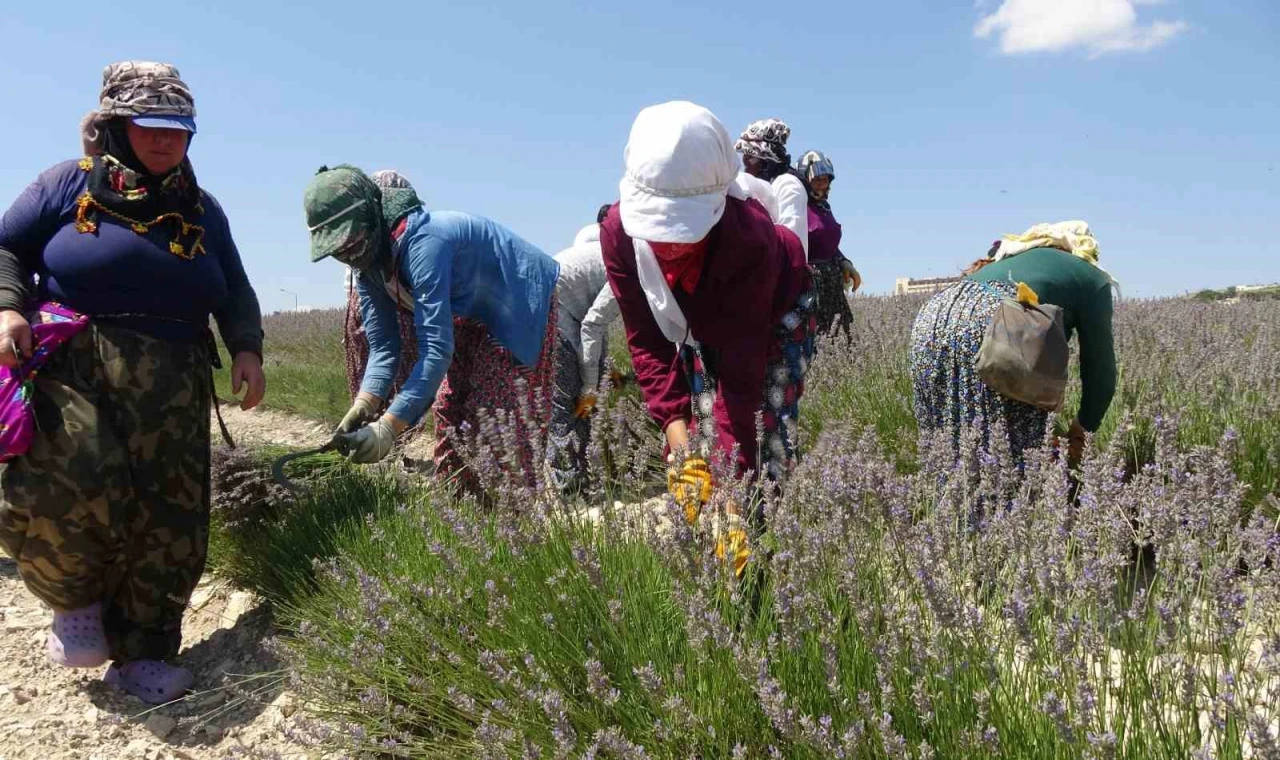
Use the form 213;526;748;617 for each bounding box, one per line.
574;393;598;419
667;455;713;525
712;513;751;579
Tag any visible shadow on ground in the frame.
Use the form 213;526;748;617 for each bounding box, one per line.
85;600;290;750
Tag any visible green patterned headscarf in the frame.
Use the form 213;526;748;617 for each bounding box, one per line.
304;165;422;272
380;187;422;232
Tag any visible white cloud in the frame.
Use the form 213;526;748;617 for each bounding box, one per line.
975;0;1188;57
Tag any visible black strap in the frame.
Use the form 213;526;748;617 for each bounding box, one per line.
205;329;236;449
211;375;236;450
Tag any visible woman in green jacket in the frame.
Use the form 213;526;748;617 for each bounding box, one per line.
910;221;1117;463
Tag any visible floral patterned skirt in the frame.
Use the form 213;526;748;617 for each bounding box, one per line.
909;279;1047;459
433;300;558;495
683;288;817;480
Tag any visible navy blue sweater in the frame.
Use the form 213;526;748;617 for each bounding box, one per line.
0;159;262;355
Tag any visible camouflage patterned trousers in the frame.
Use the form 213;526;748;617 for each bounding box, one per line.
0;323;212;662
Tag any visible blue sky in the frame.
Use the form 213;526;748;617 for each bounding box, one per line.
1;0;1276;312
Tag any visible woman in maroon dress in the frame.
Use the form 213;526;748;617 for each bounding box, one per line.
601;101;815;576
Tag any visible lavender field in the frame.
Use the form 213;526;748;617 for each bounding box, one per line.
214;307;349;423
219;296;1280;758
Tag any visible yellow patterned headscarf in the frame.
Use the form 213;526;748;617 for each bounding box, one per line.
993;220;1099;265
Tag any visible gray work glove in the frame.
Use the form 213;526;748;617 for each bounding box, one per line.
336;397;378;435
334;417;397;464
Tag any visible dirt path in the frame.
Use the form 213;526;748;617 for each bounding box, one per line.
214;403;434;461
213;405;332;450
0;405;337;760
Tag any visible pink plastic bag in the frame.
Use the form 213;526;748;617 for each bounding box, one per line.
0;302;90;462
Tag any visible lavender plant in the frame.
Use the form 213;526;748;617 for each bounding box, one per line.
213;307;351;422
277;433;1277;755
802;297;1280;512
226;297;1280;757
210;449;406;604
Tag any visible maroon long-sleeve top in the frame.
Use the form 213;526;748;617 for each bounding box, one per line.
601;196;810;473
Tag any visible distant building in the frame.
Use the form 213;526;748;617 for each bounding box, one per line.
894;276;962;297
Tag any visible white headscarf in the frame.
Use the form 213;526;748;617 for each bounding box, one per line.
618;102;750;347
618;101;741;245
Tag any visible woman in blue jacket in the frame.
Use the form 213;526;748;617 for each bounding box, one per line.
304;166;559;494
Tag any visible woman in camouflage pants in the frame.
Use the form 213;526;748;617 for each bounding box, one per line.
0;62;265;704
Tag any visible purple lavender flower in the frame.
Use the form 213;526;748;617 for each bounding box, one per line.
585;658;621;707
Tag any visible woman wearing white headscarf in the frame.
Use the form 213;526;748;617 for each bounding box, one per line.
601;101;814;576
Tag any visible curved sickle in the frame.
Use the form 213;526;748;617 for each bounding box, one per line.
271;440;338;495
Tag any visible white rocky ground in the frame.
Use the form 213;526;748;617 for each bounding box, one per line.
0;404;664;759
0;565;317;759
0;405;338;760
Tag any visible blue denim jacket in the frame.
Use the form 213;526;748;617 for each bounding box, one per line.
358;209;559;426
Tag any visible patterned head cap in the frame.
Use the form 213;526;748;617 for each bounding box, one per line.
81;61;197;154
370;169;413;190
304;165;384;268
734;118;792;166
98;61;195;119
796;150;835;182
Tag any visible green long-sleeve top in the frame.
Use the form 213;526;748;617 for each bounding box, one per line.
967;247;1117;431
